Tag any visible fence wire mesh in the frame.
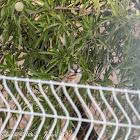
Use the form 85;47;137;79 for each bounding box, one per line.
0;75;140;140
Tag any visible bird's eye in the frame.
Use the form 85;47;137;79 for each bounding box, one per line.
73;69;77;73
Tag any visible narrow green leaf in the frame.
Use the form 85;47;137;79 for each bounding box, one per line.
23;15;38;30
43;23;60;31
94;0;100;19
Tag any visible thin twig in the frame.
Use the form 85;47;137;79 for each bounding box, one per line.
54;6;80;11
107;51;119;84
23;46;34;69
32;1;44;8
81;41;91;54
82;46;89;54
86;45;90;63
94;61;109;81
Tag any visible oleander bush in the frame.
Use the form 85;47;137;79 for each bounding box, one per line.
0;0;140;88
0;0;140;139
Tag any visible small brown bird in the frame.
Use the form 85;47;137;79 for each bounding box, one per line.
56;64;82;91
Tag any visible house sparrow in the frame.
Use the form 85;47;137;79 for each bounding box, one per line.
56;64;82;91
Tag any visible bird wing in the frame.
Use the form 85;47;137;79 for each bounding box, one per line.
56;70;77;91
61;70;77;83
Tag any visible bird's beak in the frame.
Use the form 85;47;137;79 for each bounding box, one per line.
73;69;77;73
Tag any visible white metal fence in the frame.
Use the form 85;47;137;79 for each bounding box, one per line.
0;75;140;140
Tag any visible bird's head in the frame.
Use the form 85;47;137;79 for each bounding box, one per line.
71;64;81;73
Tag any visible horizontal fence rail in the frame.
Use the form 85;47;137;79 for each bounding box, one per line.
0;75;140;140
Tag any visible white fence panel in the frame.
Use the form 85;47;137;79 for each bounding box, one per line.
0;76;140;140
